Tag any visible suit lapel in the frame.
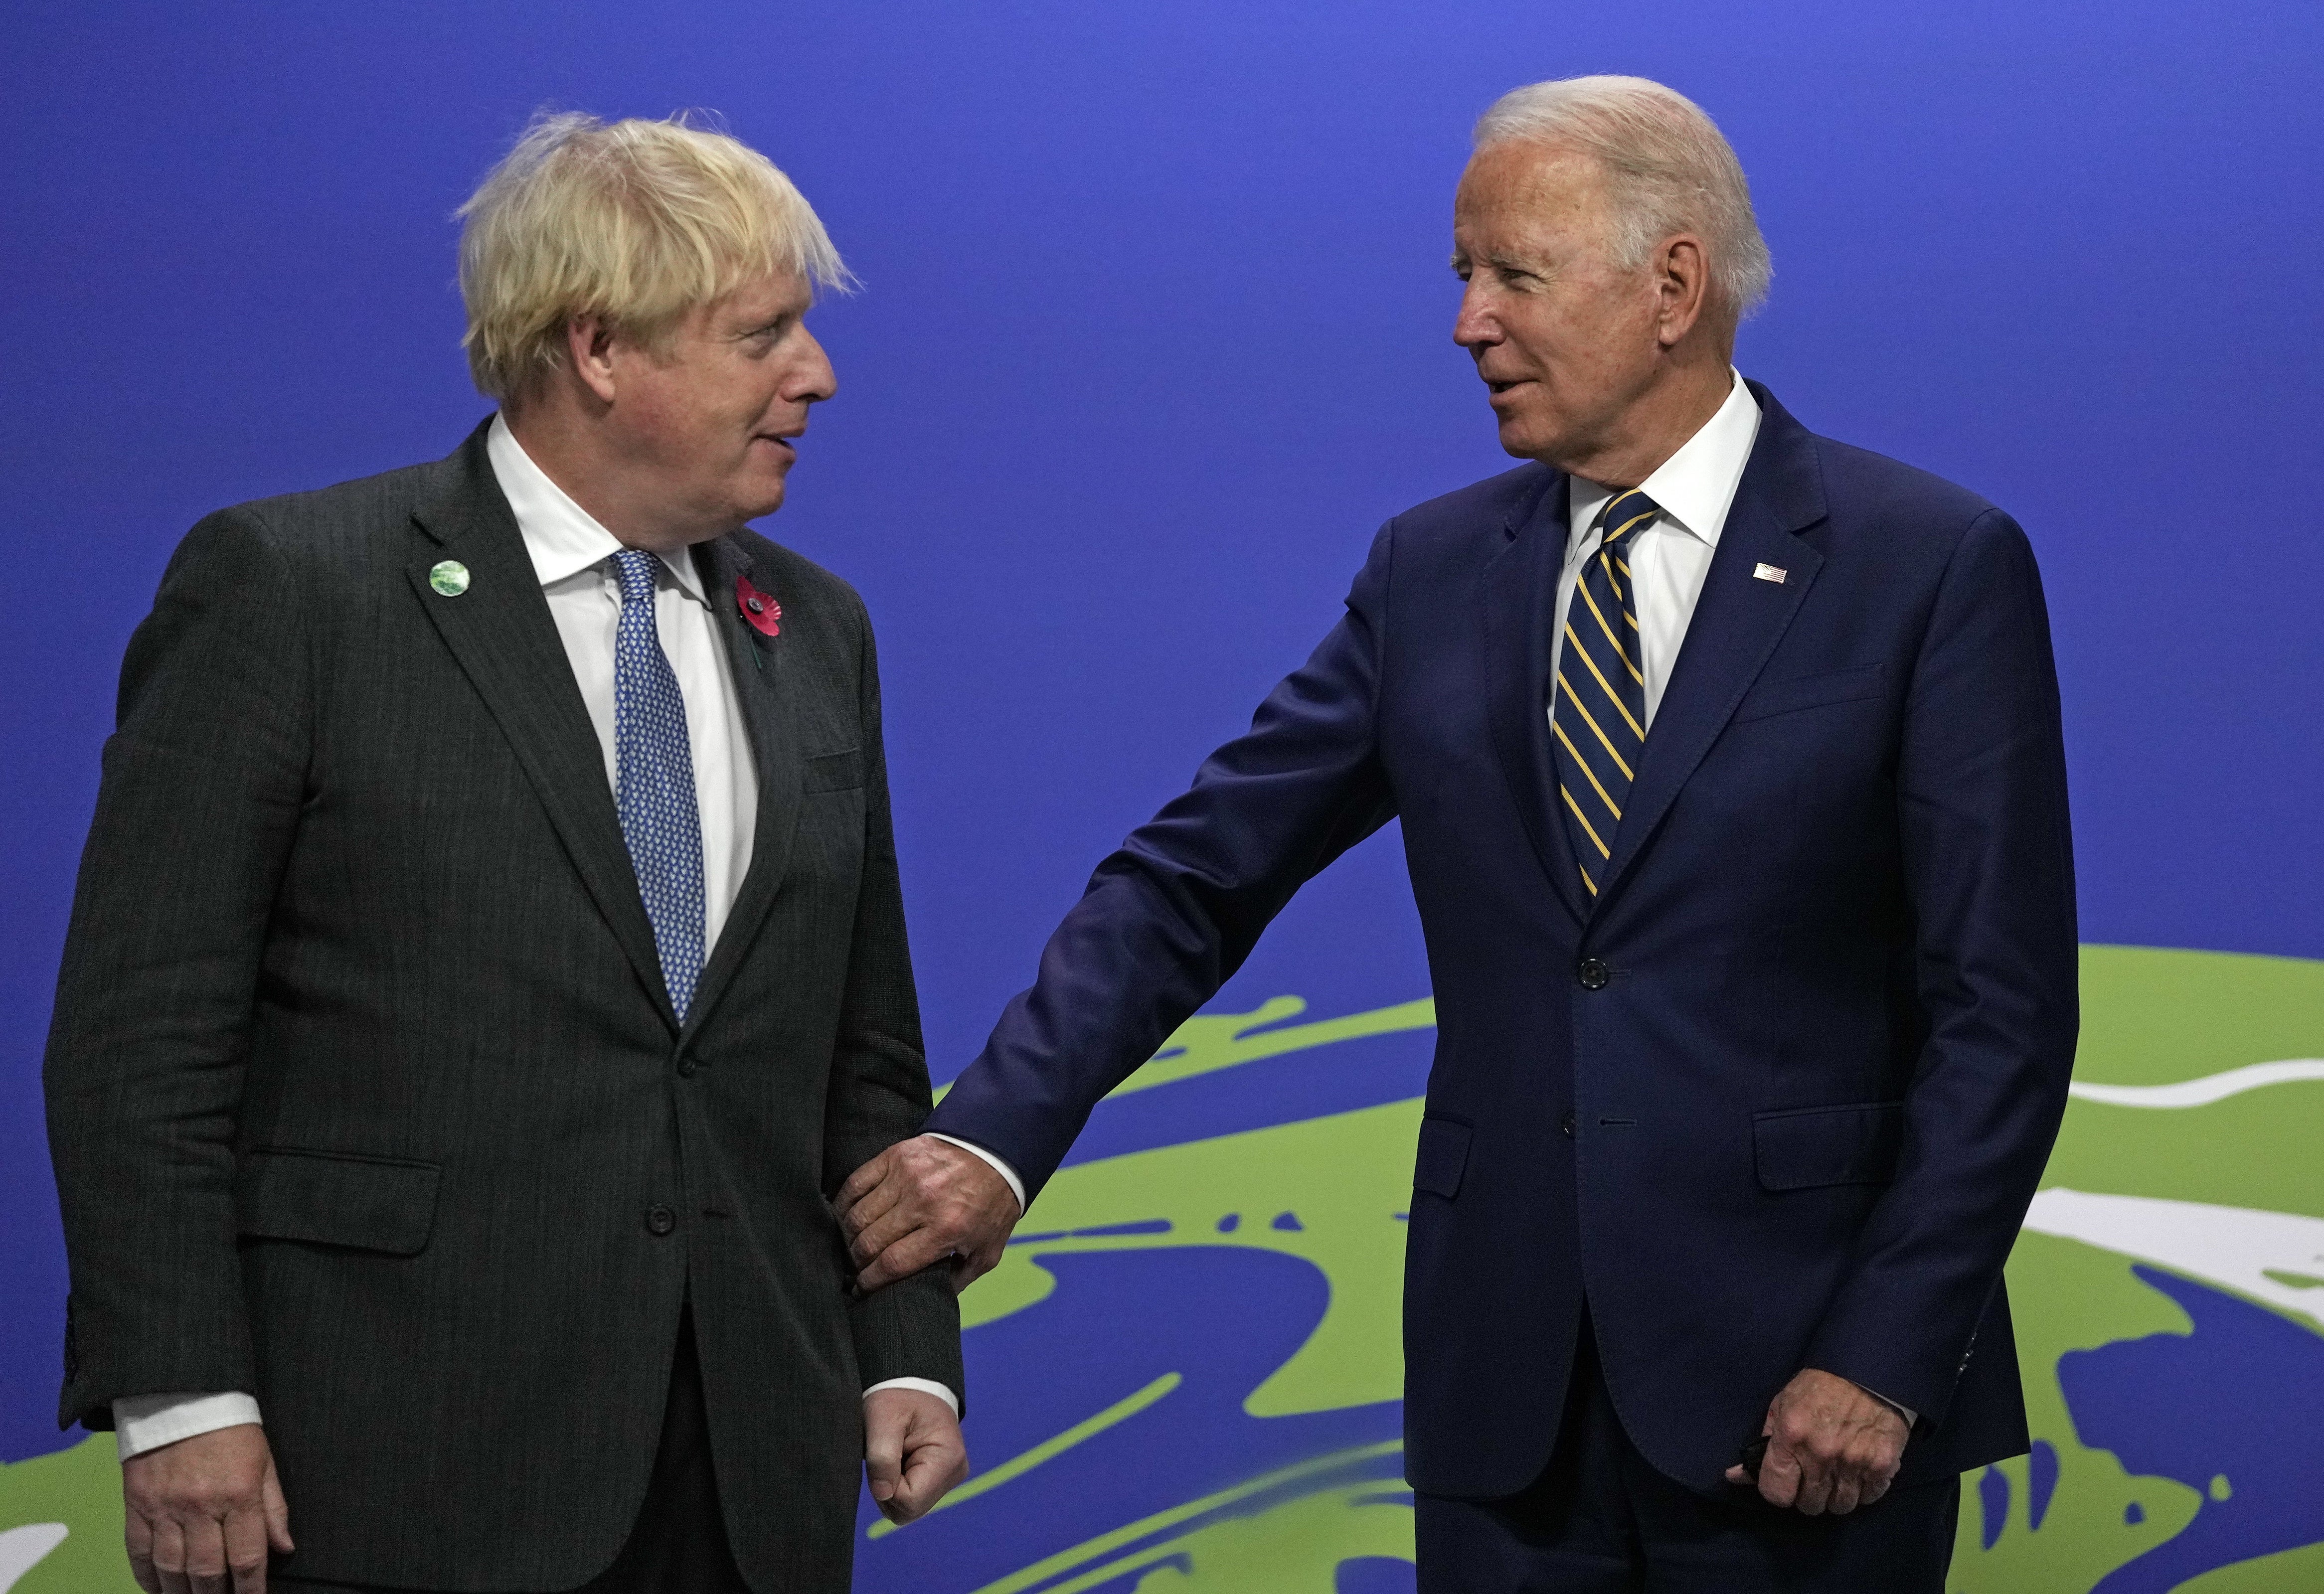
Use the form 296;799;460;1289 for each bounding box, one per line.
408;423;675;1024
1593;386;1827;909
1481;469;1590;926
682;537;805;1037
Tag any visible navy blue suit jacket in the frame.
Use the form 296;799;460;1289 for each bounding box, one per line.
928;385;2077;1498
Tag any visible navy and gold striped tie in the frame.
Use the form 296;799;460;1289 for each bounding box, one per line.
1551;488;1659;901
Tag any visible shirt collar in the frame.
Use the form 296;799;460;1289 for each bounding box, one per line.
485;414;709;605
1567;368;1763;552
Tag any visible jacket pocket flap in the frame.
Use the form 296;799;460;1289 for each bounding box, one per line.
803;748;864;793
1734;664;1885;724
235;1148;442;1256
1413;1116;1473;1200
1753;1101;1905;1191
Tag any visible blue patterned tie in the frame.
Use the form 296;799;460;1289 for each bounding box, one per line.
611;550;706;1019
1551;488;1660;903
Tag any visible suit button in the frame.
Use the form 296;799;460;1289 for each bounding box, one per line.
1577;958;1611;990
676;1057;698;1078
645;1205;677;1236
1560;1110;1576;1138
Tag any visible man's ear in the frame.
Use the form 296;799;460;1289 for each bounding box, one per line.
566;316;621;405
1653;234;1711;349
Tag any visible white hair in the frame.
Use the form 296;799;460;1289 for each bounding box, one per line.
457;110;852;403
1474;75;1771;318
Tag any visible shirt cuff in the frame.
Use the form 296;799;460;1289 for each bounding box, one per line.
1848;1380;1917;1429
926;1132;1027;1215
113;1392;264;1460
863;1377;960;1417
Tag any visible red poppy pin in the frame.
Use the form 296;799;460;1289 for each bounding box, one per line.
736;574;782;638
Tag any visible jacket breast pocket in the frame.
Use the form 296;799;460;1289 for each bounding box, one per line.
1752;1101;1904;1192
1732;664;1885;725
1412;1115;1473;1200
803;748;864;793
235;1147;442;1256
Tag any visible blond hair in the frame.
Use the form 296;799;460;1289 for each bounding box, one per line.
457;111;852;402
1475;76;1771;318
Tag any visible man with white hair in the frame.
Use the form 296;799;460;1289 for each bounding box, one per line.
841;75;2075;1589
45;112;968;1594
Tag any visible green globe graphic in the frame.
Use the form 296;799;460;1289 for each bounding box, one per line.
4;945;2319;1592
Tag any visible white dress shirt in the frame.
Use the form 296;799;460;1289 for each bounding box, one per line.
490;415;759;952
115;418;952;1459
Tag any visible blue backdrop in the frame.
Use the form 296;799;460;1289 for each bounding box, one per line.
6;3;2323;1590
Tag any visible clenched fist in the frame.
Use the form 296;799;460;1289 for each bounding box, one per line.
1725;1368;1910;1514
862;1385;971;1525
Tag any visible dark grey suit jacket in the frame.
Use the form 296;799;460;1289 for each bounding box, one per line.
43;419;961;1592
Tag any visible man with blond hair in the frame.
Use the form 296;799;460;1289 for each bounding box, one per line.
45;112;967;1594
841;75;2075;1590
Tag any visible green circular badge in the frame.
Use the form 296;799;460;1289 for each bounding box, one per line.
428;560;471;597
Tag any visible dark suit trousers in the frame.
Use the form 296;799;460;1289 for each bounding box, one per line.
273;1303;752;1594
1414;1318;1959;1594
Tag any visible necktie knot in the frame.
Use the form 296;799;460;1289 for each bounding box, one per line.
1598;488;1662;551
612;548;660;605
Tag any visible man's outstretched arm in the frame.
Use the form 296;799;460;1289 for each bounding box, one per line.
837;524;1402;1289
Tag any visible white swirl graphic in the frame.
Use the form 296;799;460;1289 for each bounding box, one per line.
2068;1059;2324;1109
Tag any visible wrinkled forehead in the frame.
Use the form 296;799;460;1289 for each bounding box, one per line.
1455;141;1615;247
726;269;815;317
686;269;816;334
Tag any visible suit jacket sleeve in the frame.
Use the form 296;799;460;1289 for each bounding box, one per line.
825;597;967;1402
1805;508;2078;1424
44;507;313;1430
925;525;1401;1203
